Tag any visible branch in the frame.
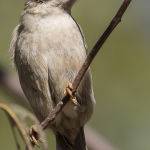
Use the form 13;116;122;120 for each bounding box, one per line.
40;0;132;129
0;102;49;150
0;102;33;150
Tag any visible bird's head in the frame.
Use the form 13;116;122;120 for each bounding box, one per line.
25;0;77;11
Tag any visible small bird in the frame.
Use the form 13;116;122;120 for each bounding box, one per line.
10;0;95;149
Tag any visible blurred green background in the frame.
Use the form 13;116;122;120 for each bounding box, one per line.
0;0;150;149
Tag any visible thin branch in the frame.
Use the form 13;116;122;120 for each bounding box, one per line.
0;102;33;150
8;117;21;150
40;0;132;129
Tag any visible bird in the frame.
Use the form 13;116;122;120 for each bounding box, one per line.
9;0;95;149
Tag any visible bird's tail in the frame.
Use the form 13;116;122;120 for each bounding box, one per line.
55;127;86;150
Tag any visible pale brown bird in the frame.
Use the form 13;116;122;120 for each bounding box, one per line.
10;0;95;149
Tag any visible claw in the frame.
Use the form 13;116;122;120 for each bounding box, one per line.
30;135;40;147
72;97;80;106
68;82;73;90
64;82;79;106
29;125;40;147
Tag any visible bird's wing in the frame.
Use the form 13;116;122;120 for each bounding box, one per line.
9;25;20;63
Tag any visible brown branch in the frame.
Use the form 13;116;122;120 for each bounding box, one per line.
40;0;132;129
0;102;33;150
8;117;21;150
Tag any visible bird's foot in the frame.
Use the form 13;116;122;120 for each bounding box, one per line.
64;82;79;106
28;125;41;147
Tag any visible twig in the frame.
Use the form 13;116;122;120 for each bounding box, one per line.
8;117;21;150
40;0;132;129
0;102;33;150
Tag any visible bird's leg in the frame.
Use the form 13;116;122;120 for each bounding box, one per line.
64;82;79;106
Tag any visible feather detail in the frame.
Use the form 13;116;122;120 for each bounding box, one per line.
9;25;20;66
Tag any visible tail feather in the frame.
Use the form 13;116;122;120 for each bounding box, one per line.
56;127;86;150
